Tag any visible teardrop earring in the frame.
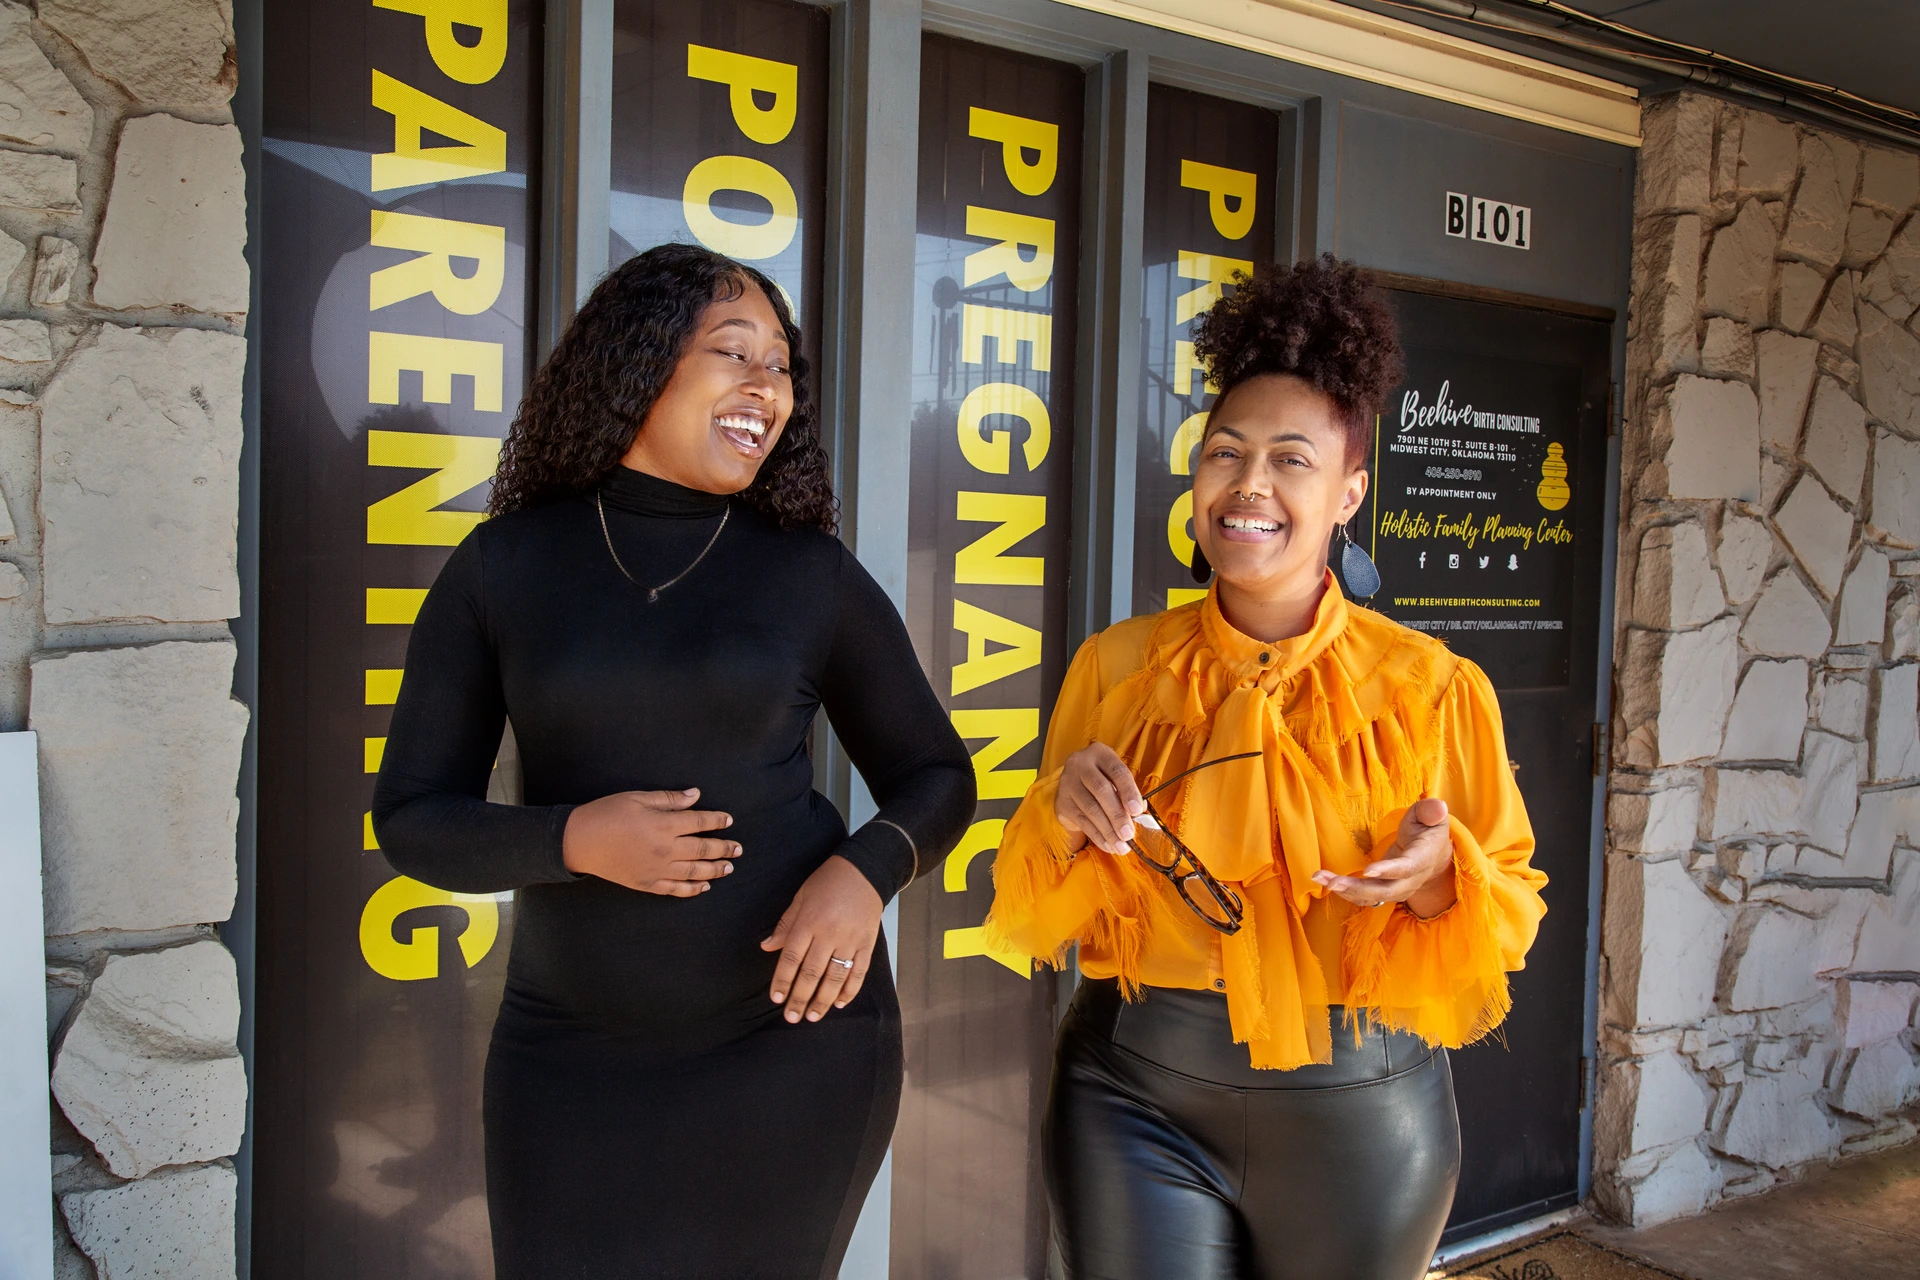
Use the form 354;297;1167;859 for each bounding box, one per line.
1337;521;1381;598
1190;543;1213;585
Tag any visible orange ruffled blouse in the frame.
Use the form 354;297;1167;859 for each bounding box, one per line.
983;574;1548;1070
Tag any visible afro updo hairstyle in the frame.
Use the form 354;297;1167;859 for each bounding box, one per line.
488;242;837;532
1188;253;1404;471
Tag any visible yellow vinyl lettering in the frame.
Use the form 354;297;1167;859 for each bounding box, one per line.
943;924;1030;975
368;332;504;411
682;155;798;260
359;875;500;980
943;818;1007;893
1175;251;1253;323
968;107;1058;196
1168;411;1208;476
369;211;506;314
951;708;1038;800
371;0;507;84
367;429;502;546
365;737;387;772
954;491;1045;586
1167;489;1195;566
1174;340;1217;399
956;382;1050;475
1179;160;1258;241
1168;588;1208;608
961;303;1052;370
950;600;1041;696
962;207;1055;292
366;669;404;705
686;45;797;145
366;587;429;624
370;70;505;190
364;811;380;851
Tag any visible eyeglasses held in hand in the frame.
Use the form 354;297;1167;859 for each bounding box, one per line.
1126;750;1262;936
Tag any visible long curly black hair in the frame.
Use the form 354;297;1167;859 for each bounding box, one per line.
489;242;837;532
1190;254;1403;469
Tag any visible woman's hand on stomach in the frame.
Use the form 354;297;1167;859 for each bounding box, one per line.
562;788;740;895
1056;743;1147;855
1311;797;1460;918
761;855;884;1023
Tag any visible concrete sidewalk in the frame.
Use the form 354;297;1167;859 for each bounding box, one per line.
1578;1134;1920;1280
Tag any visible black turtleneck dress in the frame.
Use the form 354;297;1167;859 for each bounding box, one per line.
372;467;975;1279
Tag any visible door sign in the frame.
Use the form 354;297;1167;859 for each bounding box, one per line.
1446;191;1531;249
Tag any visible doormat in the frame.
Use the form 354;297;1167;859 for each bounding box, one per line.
1438;1231;1694;1280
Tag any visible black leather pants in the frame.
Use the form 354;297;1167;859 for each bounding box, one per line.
1044;978;1460;1280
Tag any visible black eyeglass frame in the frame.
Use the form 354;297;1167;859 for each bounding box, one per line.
1127;750;1263;936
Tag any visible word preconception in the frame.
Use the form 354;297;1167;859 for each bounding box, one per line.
1445;191;1531;250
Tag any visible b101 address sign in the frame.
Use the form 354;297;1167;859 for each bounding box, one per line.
1446;191;1530;250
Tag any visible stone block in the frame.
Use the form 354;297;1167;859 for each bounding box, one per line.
1633;522;1726;628
0;148;79;212
1836;549;1890;645
40;0;237;115
0;231;22;292
1845;205;1899;267
1700;317;1755;377
1715;1057;1837;1167
32;236;79;307
1802;379;1869;503
1717;513;1773;603
1709;767;1803;839
1700;201;1776;324
1725;908;1821;1010
1609;785;1700;856
0;319;52;370
1845;788;1920;880
1777;261;1827;333
1831;1040;1919;1119
1884;221;1920;309
1815;672;1869;738
1862;258;1916;323
0;1;92;154
1854;851;1920;970
60;1161;236;1280
1760;454;1789;507
1773;476;1853;597
1665;375;1760;500
1782;133;1859;270
1808;271;1858;349
1619;618;1739;765
1837;979;1919;1049
1631;214;1703;378
40;324;244;623
1606;1140;1713;1229
1816;891;1872;972
1801;730;1864;853
1859;302;1920;439
50;942;245;1178
1859;146;1920;213
1604;856;1728;1029
1639;94;1716;212
1597;1050;1710;1159
29;640;248;934
1889;584;1919;660
1871;663;1920;782
1870;429;1920;549
92;116;248;318
1736;110;1798;198
1721;659;1807;762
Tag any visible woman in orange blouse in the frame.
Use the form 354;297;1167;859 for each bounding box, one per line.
985;257;1547;1280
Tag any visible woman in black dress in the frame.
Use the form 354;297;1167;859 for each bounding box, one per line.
373;243;975;1278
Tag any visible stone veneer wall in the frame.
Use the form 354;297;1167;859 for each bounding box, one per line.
0;1;250;1275
1596;91;1920;1227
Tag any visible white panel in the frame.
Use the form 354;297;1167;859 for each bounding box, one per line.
0;732;51;1280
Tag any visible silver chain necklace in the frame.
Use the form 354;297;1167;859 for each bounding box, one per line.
596;493;729;604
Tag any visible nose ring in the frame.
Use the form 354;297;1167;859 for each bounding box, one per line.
1233;490;1256;502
